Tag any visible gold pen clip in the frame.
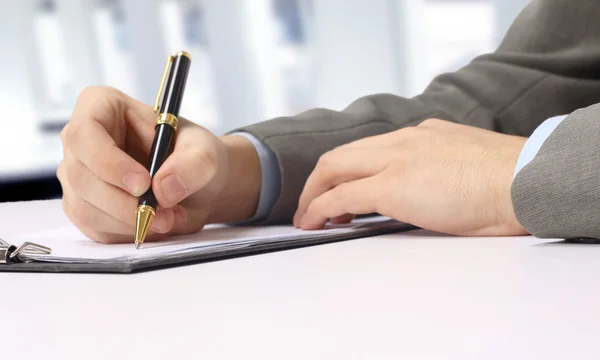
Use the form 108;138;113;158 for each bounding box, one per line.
154;55;174;114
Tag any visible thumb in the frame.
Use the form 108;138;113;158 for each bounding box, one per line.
151;124;225;208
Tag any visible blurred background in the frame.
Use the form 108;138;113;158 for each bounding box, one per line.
0;0;529;202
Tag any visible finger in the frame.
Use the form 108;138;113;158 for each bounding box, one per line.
65;87;156;197
331;214;356;225
77;227;134;245
61;151;177;234
61;187;132;236
58;159;176;238
64;118;151;197
71;86;157;138
300;177;381;230
152;124;223;208
168;205;209;236
61;154;136;227
62;191;174;243
76;225;170;245
170;205;191;234
294;148;388;226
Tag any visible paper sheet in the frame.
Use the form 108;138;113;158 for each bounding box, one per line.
12;222;359;263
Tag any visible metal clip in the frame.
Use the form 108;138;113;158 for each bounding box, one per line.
0;237;51;264
153;55;174;114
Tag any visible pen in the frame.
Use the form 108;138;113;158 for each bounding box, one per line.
135;51;192;249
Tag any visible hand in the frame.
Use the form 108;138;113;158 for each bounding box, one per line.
294;119;529;236
58;86;261;243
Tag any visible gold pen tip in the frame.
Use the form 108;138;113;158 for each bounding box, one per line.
135;205;155;249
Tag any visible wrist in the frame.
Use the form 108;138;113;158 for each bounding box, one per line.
496;136;529;235
207;135;261;223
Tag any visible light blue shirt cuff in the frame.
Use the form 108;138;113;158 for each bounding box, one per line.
514;114;568;177
230;132;281;222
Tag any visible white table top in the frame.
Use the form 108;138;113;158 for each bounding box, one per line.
1;200;599;359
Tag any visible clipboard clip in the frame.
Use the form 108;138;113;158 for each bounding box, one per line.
0;237;51;264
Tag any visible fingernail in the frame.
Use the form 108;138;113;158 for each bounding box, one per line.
122;171;147;196
160;174;187;204
151;208;168;232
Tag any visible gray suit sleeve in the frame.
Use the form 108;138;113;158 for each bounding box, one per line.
512;104;600;239
237;0;600;224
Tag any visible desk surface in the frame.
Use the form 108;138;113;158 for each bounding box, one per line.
1;200;599;360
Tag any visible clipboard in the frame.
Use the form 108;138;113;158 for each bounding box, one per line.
0;219;416;274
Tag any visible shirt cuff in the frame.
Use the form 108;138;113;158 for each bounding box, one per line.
229;132;281;222
514;114;569;178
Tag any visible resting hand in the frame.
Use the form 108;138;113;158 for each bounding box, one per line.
58;87;261;243
294;119;528;236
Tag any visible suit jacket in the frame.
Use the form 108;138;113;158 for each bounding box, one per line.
238;0;600;239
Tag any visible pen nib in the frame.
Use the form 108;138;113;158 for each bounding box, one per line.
135;205;155;250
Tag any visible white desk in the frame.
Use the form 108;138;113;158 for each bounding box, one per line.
1;200;599;359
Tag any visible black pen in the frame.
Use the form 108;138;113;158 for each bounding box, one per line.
135;51;192;249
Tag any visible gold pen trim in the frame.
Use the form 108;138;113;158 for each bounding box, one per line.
154;55;174;114
176;50;192;61
134;204;156;249
156;113;178;131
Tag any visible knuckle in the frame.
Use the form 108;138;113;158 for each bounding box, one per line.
61;123;78;148
65;160;85;192
419;118;441;127
334;182;351;197
192;146;219;174
76;86;99;102
316;150;338;173
399;126;423;137
75;86;124;125
67;198;92;228
92;146;122;179
203;147;219;170
60;197;69;215
60;123;69;143
56;161;66;183
76;86;103;106
306;198;323;215
97;152;114;174
77;85;120;104
310;187;342;214
61;199;78;227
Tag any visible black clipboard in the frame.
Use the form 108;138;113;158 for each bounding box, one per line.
0;220;416;274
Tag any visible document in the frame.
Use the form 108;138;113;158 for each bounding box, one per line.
1;217;413;273
14;223;358;263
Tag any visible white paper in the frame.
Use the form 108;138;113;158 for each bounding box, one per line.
12;222;359;263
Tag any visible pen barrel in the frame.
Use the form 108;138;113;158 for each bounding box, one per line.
159;54;191;116
138;123;176;209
